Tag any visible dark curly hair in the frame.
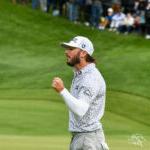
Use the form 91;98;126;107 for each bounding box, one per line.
85;54;96;63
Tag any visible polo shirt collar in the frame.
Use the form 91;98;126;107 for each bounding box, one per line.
74;63;95;76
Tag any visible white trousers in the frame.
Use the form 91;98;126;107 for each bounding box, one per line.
70;130;109;150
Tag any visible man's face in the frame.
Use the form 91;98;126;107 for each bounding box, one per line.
65;47;81;67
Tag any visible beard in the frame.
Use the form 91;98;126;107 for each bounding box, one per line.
66;51;81;67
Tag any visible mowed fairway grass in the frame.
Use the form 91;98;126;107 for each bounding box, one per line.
0;135;149;150
0;0;150;149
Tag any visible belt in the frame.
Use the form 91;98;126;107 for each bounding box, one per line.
71;129;100;136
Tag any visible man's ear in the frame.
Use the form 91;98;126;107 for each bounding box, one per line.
80;50;87;58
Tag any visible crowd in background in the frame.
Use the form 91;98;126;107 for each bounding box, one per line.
12;0;150;39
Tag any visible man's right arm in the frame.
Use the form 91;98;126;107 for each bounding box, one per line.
60;88;89;117
52;77;89;117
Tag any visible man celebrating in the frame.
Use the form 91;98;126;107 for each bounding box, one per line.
52;36;109;150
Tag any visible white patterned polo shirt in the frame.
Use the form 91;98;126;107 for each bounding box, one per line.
69;63;106;132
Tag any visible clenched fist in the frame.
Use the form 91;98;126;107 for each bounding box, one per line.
52;77;64;93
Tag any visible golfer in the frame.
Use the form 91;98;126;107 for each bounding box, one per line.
52;36;109;150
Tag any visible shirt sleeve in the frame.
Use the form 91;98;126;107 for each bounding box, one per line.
60;88;90;117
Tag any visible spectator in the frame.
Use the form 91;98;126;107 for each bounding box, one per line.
139;0;147;11
58;0;67;16
118;12;134;34
145;0;150;39
109;8;126;31
32;0;39;9
99;7;114;30
133;0;140;15
77;0;85;22
91;0;103;28
46;0;57;13
39;0;47;12
84;0;92;26
134;13;141;32
139;10;146;35
67;0;79;22
101;0;114;16
121;0;134;13
11;0;150;40
112;2;121;13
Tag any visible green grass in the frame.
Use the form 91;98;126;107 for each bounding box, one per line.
0;135;70;150
0;135;149;150
0;98;68;135
0;91;149;136
0;0;150;149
